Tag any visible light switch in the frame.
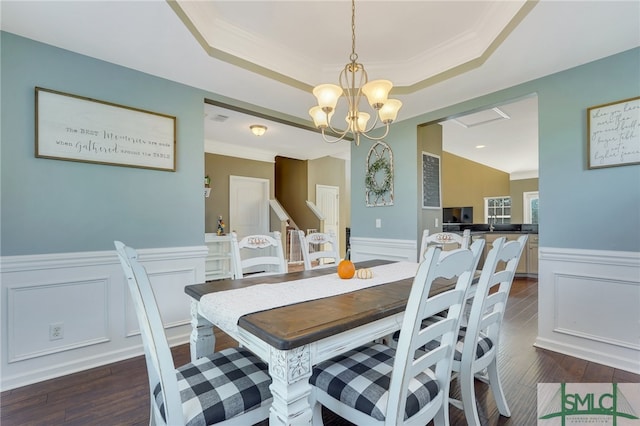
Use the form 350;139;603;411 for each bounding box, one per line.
435;218;439;227
375;218;381;228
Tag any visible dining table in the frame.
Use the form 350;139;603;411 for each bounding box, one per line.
184;259;463;425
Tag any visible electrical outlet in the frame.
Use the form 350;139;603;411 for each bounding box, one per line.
375;218;381;228
49;323;64;341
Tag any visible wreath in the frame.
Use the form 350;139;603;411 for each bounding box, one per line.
365;157;392;197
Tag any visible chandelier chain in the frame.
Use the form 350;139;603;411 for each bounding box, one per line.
350;0;358;63
308;0;402;145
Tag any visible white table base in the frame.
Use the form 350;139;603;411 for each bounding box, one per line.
189;300;405;425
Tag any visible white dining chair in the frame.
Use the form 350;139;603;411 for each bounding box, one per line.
297;230;340;270
308;245;478;426
447;234;528;425
420;229;471;260
388;238;485;345
113;241;272;426
230;231;287;278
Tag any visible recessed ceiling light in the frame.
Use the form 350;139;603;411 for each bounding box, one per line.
476;145;486;149
250;124;267;136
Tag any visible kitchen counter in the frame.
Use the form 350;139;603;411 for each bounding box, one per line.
441;224;539;277
443;223;538;234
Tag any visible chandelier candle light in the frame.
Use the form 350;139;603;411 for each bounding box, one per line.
309;0;402;146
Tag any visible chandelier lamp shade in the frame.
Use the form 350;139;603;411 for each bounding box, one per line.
309;0;402;146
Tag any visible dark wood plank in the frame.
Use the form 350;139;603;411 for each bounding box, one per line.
189;260;476;350
239;277;416;349
582;361;615;382
239;264;469;350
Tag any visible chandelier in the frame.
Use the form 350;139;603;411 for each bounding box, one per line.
308;0;402;146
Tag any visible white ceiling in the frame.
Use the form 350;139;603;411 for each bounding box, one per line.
2;1;639;177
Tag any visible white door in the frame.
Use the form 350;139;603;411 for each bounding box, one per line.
229;176;269;238
316;184;340;254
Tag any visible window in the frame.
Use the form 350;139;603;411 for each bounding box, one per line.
523;191;539;224
485;196;511;224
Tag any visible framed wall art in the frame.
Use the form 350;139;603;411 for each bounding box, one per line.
587;96;639;169
35;87;176;171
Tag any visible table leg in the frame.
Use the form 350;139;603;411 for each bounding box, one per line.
189;300;215;362
268;345;313;425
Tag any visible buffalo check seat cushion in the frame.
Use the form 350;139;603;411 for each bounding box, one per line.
392;318;494;361
309;343;440;421
153;347;272;425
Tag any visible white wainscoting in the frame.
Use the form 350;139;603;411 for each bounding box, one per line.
535;247;640;374
350;237;417;263
0;245;208;391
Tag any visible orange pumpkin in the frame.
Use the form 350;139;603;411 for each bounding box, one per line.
337;259;355;279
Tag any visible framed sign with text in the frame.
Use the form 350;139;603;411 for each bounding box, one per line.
587;96;639;169
35;87;176;171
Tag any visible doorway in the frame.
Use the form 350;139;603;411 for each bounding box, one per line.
316;184;340;255
229;175;269;238
440;95;539;225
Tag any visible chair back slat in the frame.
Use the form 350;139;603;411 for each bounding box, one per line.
462;235;528;370
419;229;471;260
114;241;183;425
387;246;479;424
446;235;527;424
230;231;287;278
297;230;340;270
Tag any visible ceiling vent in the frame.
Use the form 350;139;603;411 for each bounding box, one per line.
210;114;229;122
448;107;510;129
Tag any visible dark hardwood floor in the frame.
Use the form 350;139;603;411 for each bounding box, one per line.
2;277;638;425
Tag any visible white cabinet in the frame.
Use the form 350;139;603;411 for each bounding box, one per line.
527;234;539;276
204;234;235;281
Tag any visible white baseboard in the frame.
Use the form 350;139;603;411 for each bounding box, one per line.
1;331;192;392
534;336;640;375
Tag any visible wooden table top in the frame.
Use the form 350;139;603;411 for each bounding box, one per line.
185;259;458;350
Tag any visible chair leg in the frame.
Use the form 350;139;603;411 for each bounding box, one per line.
487;358;511;417
433;404;449;426
459;366;482;426
386;333;398;349
310;395;324;426
150;405;157;426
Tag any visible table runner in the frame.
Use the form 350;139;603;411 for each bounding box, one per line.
199;261;419;334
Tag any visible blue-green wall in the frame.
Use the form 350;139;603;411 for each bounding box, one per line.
352;47;640;252
3;31;638;255
1;32;205;255
350;121;422;240
536;51;639;251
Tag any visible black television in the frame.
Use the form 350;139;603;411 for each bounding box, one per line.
443;207;473;223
